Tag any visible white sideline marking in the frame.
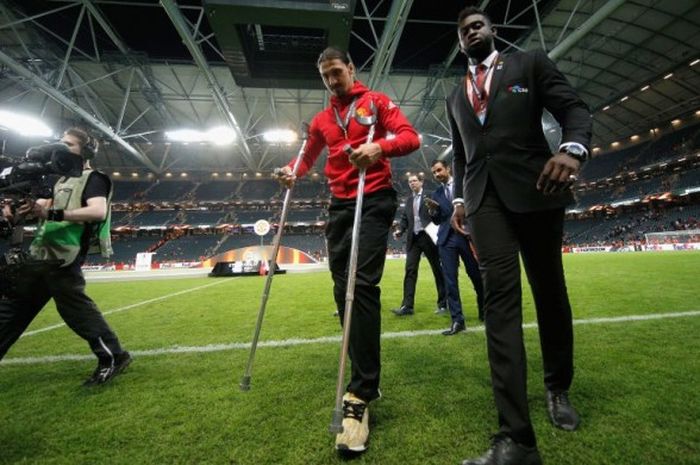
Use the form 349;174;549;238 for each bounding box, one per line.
20;279;235;338
3;310;699;367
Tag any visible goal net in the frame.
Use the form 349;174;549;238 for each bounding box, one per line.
644;229;700;250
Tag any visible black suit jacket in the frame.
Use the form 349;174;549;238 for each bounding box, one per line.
448;49;592;215
398;190;433;249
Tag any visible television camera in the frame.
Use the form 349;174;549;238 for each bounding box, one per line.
0;142;83;298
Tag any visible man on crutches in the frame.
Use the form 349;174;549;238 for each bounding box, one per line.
276;47;419;453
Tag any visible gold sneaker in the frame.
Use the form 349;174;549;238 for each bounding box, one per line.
335;393;369;452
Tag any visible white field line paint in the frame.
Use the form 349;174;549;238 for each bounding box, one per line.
3;310;699;367
21;278;235;338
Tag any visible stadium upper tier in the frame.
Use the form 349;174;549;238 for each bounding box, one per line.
106;122;699;212
580;122;699;181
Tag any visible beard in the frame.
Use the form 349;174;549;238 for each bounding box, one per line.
466;35;494;58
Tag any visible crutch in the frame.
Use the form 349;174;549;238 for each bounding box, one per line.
240;122;310;391
329;101;377;433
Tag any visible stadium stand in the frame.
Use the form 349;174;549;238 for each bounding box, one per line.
238;179;281;200
193;180;238;201
293;179;325;199
74;119;700;266
146;180;196;201
283;208;323;222
154;234;221;261
235;210;273;224
103;236;160;264
129;210;179;226
184;210;226;225
112;181;152;201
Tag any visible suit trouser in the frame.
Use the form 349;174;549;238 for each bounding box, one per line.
438;233;484;325
467;187;574;446
401;231;446;309
0;263;124;362
326;189;397;402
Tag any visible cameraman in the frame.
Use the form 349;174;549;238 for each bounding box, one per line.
0;127;131;386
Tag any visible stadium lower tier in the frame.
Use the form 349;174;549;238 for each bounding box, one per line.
68;202;699;266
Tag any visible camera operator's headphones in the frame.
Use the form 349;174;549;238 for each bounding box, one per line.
81;134;98;160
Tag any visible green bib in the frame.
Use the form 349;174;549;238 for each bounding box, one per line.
30;169;113;266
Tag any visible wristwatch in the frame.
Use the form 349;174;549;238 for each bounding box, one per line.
561;144;587;163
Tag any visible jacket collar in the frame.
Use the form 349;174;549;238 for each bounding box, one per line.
330;80;369;108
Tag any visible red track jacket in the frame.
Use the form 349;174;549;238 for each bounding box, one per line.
289;81;420;199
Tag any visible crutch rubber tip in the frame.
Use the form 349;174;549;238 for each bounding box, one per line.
329;409;345;434
240;376;252;391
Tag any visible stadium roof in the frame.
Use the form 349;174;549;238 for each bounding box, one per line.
0;0;698;176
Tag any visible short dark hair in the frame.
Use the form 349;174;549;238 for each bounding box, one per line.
431;159;449;169
317;46;352;68
64;127;90;149
458;6;492;25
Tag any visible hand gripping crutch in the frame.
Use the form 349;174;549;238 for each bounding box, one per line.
329;102;377;433
240;122;310;391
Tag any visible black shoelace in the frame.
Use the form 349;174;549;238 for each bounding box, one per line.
342;400;366;421
551;392;569;406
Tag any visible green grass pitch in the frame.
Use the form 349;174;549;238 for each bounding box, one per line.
1;252;698;465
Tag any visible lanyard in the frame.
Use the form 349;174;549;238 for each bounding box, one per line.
467;54;498;103
333;97;358;139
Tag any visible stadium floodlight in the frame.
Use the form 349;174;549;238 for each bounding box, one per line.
206;126;236;145
166;129;204;143
165;126;237;145
262;129;297;143
0;109;53;137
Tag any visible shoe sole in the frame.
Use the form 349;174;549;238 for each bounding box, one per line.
336;443;367;453
549;416;580;431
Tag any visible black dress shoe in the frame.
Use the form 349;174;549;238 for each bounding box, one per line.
392;306;414;316
462;434;542;465
441;321;465;336
546;390;580;431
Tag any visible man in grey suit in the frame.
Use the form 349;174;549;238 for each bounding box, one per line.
392;173;446;316
448;6;592;465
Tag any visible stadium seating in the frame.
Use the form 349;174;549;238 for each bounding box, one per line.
235;210;273;224
155;234;222;261
279;234;326;256
89;121;700;262
284;208;323;222
105;236;160;264
238;179;282;200
112;181;152;201
146;181;196;201
193;181;238;201
130;210;178;226
184;210;226;225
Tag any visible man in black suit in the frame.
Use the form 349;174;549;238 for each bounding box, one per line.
448;7;592;465
426;160;483;336
392;174;447;316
